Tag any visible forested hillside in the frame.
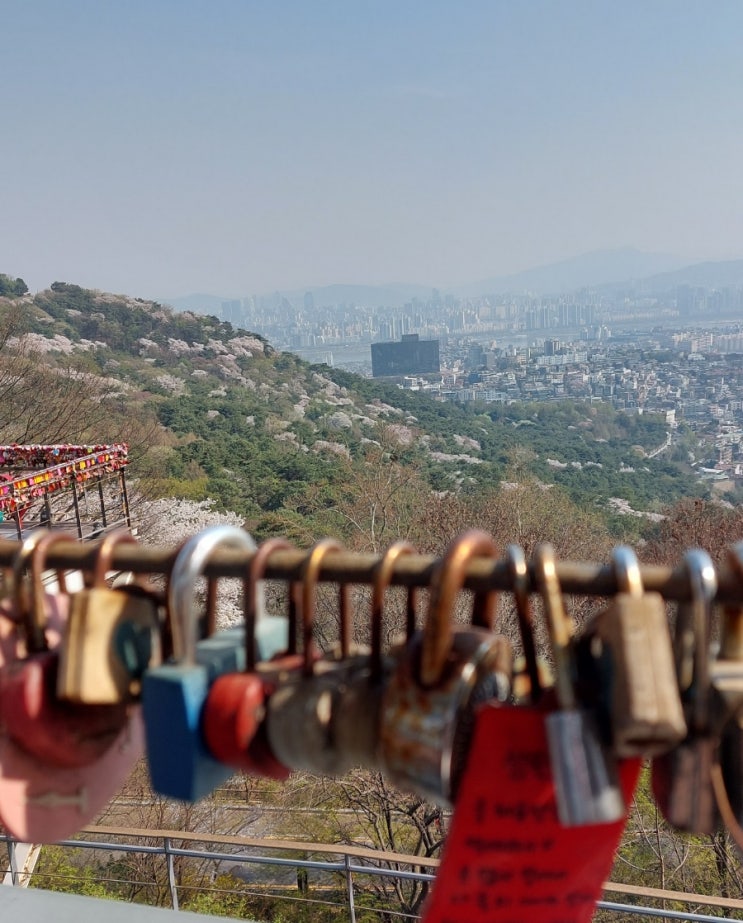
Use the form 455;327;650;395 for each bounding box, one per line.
0;276;708;552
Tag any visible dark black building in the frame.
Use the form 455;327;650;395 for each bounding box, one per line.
371;334;440;378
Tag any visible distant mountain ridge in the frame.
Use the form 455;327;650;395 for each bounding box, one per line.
453;248;690;297
626;259;743;293
164;248;743;312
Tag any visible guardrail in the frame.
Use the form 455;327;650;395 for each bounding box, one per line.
3;826;743;922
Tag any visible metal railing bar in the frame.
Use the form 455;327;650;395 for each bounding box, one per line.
346;864;436;883
1;539;742;604
603;881;743;912
596;900;741;921
164;846;346;873
53;839;164;856
72;825;443;867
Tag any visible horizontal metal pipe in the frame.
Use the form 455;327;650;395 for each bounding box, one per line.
1;537;742;604
596;900;738;922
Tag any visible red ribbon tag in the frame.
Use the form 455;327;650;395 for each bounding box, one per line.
423;704;641;923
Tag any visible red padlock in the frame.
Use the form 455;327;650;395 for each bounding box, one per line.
0;530;129;768
0;532;143;844
203;537;300;778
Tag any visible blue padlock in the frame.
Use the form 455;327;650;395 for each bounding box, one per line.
142;525;287;801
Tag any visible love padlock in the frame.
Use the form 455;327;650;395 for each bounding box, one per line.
203;537;297;778
575;545;687;758
0;530;128;769
652;549;719;834
266;539;373;777
57;529;162;704
0;532;143;844
141;524;285;801
331;541;420;772
534;542;625;826
380;530;513;807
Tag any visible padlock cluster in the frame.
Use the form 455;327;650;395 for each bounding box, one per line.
1;524;743;853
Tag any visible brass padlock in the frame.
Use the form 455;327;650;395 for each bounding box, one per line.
575;546;686;758
651;549;719;834
57;529;162;704
267;539;372;777
380;530;512;807
534;543;625;826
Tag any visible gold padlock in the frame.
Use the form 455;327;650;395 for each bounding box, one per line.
576;546;687;758
57;529;162;704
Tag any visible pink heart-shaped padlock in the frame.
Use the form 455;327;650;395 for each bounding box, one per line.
0;532;143;842
0;709;143;842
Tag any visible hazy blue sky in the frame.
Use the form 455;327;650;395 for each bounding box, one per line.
2;2;742;299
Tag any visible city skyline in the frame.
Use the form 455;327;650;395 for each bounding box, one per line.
2;3;742;300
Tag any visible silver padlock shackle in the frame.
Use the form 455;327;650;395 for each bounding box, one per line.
506;544;542;703
300;539;350;678
533;542;576;711
370;541;418;683
612;546;643;597
168;525;261;666
245;537;294;672
13;529;74;652
421;529;500;688
679;549;717;735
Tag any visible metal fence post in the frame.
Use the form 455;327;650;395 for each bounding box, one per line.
164;837;179;911
7;840;18;886
344;853;356;923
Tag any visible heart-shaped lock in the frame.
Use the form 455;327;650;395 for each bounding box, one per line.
0;531;129;769
0;532;143;843
203;537;298;777
380;530;513;807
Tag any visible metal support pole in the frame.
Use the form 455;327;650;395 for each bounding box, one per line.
344;853;356;923
42;488;52;527
7;840;18;886
164;837;179;911
70;481;84;540
9;486;22;540
97;474;107;529
119;469;131;530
